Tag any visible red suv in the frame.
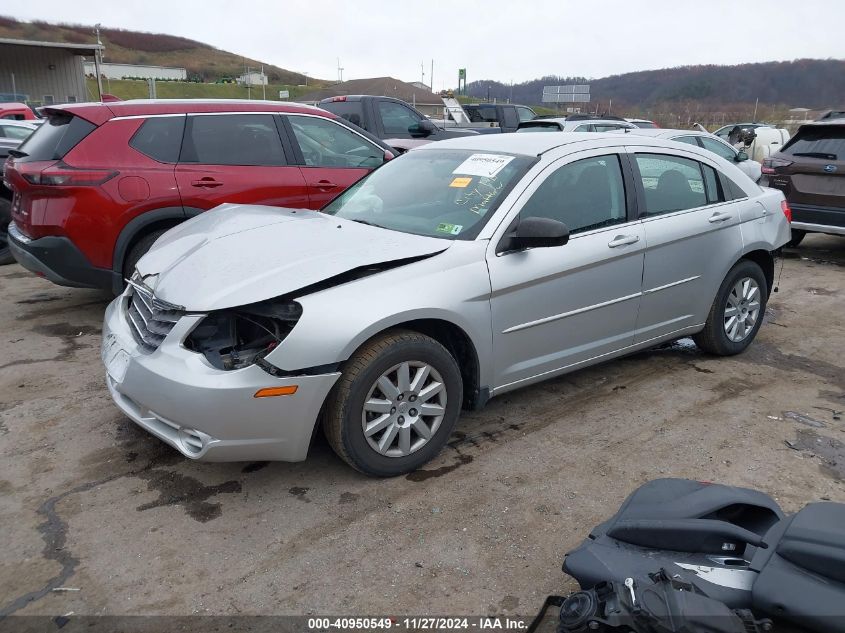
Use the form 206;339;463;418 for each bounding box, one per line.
4;100;392;293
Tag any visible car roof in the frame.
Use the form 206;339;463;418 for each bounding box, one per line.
44;99;328;125
412;131;702;157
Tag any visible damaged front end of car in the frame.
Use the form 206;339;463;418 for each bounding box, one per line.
184;299;303;371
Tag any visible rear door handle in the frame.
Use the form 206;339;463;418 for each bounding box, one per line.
608;235;640;248
191;178;223;188
708;211;733;223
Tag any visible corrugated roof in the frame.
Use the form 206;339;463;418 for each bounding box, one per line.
300;76;442;105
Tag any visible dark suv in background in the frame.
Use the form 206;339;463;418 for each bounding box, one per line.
762;120;845;246
4;100;392;293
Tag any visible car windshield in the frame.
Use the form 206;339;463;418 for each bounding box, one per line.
323;149;533;240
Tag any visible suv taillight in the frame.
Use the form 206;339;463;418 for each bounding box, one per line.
781;200;792;223
22;161;118;186
761;157;793;175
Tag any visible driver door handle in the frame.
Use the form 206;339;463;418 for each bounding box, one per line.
311;180;339;191
708;211;733;223
608;234;640;248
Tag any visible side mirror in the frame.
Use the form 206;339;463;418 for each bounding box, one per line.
736;150;749;162
410;119;436;138
501;217;570;252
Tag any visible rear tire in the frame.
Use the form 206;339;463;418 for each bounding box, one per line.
323;329;463;477
122;229;168;284
693;260;767;356
785;229;806;248
0;197;14;265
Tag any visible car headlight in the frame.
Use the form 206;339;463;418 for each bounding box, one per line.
185;299;302;371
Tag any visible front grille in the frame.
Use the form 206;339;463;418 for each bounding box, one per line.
125;284;184;353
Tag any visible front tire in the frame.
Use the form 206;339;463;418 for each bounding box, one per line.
693;260;767;356
323;330;463;477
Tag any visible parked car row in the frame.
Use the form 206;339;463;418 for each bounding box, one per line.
2;96;832;476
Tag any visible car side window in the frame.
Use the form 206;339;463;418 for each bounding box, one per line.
701;164;724;204
377;101;422;136
130;116;185;163
673;135;702;147
635;154;707;216
181;114;286;166
700;137;737;161
288;115;383;169
521;154;628;235
516;106;535;122
574;124;594;132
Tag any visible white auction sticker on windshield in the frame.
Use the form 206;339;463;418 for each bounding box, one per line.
452;153;515;178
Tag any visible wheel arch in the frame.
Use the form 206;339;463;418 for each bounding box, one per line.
350;318;485;411
739;248;775;297
111;207;195;293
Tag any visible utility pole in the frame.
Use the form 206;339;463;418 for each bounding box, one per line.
421;60;425;86
337;58;344;84
261;64;265;100
430;60;434;92
10;73;15;100
93;24;104;100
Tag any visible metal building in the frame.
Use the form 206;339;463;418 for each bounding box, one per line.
82;61;187;81
0;37;102;106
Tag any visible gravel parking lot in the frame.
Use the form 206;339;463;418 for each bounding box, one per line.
1;235;843;619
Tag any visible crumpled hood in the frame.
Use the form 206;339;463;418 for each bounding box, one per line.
136;204;450;311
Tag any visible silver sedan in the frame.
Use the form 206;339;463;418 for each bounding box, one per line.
102;133;791;476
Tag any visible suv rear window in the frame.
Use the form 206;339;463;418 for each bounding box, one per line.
782;126;845;159
129;115;185;163
14;113;95;162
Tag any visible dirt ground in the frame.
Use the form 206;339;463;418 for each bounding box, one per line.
1;235;843;622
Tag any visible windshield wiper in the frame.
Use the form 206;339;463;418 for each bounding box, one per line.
792;152;838;160
348;218;386;229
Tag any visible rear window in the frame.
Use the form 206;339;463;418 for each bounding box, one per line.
129;115;185;163
14;114;95;162
465;106;498;123
320;101;366;128
632;121;657;129
517;122;563;133
782;126;845;160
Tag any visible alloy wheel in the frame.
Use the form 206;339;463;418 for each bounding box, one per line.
724;277;761;342
361;361;447;457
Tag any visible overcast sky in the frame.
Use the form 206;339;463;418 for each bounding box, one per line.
5;0;845;87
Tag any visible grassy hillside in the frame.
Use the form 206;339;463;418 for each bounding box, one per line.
86;78;316;102
0;15;325;85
